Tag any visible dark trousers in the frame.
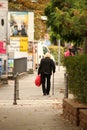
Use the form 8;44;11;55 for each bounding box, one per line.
41;74;51;95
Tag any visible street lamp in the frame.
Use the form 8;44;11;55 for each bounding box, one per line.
58;22;61;71
41;16;47;21
40;16;47;40
31;0;38;2
58;38;60;71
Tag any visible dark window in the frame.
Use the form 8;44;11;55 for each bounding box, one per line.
1;19;4;26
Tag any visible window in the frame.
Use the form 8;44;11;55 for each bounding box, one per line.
1;19;4;26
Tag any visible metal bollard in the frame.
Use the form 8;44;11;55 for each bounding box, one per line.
13;72;20;105
64;73;68;98
16;73;19;100
13;74;17;105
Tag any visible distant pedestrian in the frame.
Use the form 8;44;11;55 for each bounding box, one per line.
38;52;56;96
64;44;75;57
64;49;71;57
70;44;81;55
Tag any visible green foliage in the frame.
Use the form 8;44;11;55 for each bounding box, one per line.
48;45;64;65
63;54;87;103
45;0;87;44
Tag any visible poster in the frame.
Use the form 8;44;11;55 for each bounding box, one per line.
10;11;28;37
20;37;28;52
9;12;28;52
0;41;6;54
0;58;2;77
8;59;14;74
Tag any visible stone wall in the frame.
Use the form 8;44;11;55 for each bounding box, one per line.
63;98;87;128
79;109;87;129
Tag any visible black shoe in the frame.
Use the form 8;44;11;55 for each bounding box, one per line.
46;91;49;95
43;93;46;96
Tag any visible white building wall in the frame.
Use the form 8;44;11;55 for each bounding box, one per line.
28;12;34;41
0;0;8;41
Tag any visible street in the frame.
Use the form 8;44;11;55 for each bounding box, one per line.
0;66;66;101
0;66;80;130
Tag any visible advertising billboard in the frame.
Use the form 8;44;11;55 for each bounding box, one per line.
9;11;28;52
10;11;28;37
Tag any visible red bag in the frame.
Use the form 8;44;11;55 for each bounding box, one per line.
35;75;41;87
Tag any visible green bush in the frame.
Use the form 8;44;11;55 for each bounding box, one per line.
48;45;64;65
63;54;87;104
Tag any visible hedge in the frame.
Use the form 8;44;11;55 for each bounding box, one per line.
63;54;87;104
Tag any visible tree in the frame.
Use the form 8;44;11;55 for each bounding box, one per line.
45;0;87;45
8;0;50;40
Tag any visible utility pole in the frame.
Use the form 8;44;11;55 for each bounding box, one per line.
58;39;60;71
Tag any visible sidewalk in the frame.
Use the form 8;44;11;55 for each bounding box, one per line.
0;66;80;130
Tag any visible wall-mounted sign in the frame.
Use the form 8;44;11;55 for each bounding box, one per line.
0;41;6;54
0;1;8;11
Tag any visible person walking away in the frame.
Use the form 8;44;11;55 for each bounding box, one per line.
38;52;56;96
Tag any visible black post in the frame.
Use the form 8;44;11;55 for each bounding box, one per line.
16;73;20;100
13;74;17;105
64;73;68;98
